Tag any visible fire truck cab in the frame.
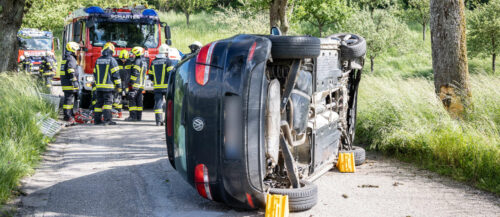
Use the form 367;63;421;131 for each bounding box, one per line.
63;6;172;108
17;28;60;74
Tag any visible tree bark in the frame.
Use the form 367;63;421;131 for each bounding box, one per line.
270;0;289;35
0;0;27;72
370;56;374;73
185;12;190;25
493;37;496;74
318;24;323;37
422;22;426;41
430;0;471;118
493;53;496;74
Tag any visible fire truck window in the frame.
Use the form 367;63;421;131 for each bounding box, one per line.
89;22;159;48
73;21;82;42
18;37;53;51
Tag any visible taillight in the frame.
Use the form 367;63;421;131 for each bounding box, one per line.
247;42;257;62
195;42;218;86
167;100;173;137
194;164;212;200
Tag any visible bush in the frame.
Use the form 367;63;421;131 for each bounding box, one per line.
356;75;500;194
0;73;56;204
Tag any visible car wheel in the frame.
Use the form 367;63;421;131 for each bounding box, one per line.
328;33;367;60
262;35;321;59
269;180;318;212
340;146;366;166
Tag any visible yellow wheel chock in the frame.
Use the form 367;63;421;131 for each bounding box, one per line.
265;194;289;217
337;152;356;173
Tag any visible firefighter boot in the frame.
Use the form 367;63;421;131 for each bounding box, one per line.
137;111;142;121
125;111;137;121
155;113;163;126
94;112;103;125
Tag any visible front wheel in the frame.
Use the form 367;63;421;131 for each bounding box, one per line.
268;180;318;212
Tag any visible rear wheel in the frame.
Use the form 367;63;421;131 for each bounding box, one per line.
262;35;321;59
269;180;318;212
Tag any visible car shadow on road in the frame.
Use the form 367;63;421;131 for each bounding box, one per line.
17;159;263;217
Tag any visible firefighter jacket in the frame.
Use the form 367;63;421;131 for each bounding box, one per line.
60;52;79;92
21;58;32;73
93;49;121;92
130;57;148;90
149;56;173;92
40;56;56;76
118;59;132;91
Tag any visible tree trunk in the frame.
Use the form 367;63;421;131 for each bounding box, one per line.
430;0;471;119
0;0;27;72
269;0;289;35
422;22;426;41
370;56;374;73
318;24;323;37
493;37;496;74
185;12;190;25
493;53;496;74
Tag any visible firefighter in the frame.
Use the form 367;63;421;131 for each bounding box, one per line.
20;54;33;73
149;44;174;126
93;42;121;125
60;42;80;123
40;52;57;88
188;41;202;54
113;49;132;118
126;46;148;122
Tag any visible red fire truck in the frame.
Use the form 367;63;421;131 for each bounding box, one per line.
63;6;171;107
17;28;60;73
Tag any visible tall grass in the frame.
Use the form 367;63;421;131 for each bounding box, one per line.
0;73;56;204
356;75;500;193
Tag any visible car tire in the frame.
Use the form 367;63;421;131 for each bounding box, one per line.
340;146;366;166
262;35;321;59
269;180;318;212
328;33;366;60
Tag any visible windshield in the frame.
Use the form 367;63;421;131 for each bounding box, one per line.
18;37;52;50
89;21;159;48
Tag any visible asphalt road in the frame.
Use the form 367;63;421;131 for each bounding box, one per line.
13;111;500;217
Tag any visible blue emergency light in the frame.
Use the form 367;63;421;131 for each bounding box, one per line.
84;6;105;14
142;9;158;16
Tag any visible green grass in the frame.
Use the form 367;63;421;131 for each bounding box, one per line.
0;73;56;204
356;75;500;193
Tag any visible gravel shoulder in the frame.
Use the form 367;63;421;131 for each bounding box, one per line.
11;111;500;217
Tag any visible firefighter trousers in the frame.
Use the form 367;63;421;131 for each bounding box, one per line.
154;92;167;124
128;89;144;121
43;75;53;88
113;91;123;112
94;91;114;124
63;91;77;121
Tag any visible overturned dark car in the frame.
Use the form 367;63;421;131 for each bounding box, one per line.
165;31;366;211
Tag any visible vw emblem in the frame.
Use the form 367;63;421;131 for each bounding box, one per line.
192;117;205;132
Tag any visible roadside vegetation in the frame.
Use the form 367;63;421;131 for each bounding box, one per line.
0;73;56;203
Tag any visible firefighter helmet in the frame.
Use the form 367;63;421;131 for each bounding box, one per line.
66;42;80;53
159;44;169;54
103;42;115;53
131;47;145;57
189;41;202;53
119;49;129;59
20;55;25;62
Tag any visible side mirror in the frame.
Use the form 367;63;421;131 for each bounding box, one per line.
164;25;171;41
56;38;61;50
166;39;172;46
271;26;282;36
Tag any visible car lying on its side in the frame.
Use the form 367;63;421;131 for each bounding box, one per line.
165;30;366;211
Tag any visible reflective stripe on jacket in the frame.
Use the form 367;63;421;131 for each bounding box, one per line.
149;57;173;91
93;51;121;91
